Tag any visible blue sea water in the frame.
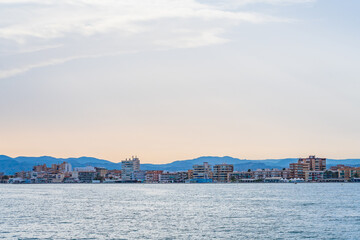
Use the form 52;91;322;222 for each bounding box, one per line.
0;183;359;239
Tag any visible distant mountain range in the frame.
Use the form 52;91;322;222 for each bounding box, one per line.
1;155;360;175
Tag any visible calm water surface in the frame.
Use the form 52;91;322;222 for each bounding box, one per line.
0;183;359;239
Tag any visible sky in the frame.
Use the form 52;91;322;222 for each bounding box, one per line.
0;0;359;163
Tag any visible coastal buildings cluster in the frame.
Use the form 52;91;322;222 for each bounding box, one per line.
1;155;360;184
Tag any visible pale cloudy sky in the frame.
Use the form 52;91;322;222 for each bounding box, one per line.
0;0;359;163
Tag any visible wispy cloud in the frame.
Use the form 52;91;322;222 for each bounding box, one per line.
2;44;63;56
0;49;142;79
0;0;287;42
0;0;314;79
0;56;83;79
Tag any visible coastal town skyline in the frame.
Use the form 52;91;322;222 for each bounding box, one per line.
2;155;360;184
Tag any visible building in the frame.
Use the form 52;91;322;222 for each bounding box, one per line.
228;171;253;182
59;162;72;172
134;170;146;182
159;172;179;183
289;163;308;179
253;169;286;180
78;171;96;183
299;155;326;171
338;166;360;181
264;177;286;183
145;170;163;183
281;169;290;179
323;169;339;181
290;156;326;180
50;173;65;183
50;162;72;173
187;170;193;180
0;175;9;183
330;165;346;171
106;170;122;180
15;171;31;180
95;167;108;178
74;166;96;172
176;171;189;183
33;164;48;173
159;171;188;183
121;156;140;181
73;166;96;183
193;162;212;180
305;171;324;182
213;164;234;182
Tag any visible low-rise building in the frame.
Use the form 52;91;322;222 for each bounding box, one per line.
338;166;360;181
159;171;188;183
176;171;189;183
77;171;97;183
73;166;96;183
50;173;65;183
228;171;253;182
187;170;193;180
15;171;32;181
159;172;179;183
264;177;287;183
51;162;72;173
305;171;324;182
193;162;212;180
106;170;122;181
33;164;48;173
95;167;108;178
145;170;163;183
323;170;339;180
134;170;146;182
253;169;285;180
289;163;308;179
330;165;346;171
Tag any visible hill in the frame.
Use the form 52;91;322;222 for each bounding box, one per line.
1;155;360;175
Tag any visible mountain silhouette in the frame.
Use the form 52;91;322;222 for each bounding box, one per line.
1;155;360;175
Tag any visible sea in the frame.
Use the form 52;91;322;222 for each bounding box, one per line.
0;183;359;239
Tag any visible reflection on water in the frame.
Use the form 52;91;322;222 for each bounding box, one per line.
0;183;359;239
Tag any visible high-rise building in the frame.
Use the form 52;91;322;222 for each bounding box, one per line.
121;156;140;181
299;155;326;171
290;156;326;179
